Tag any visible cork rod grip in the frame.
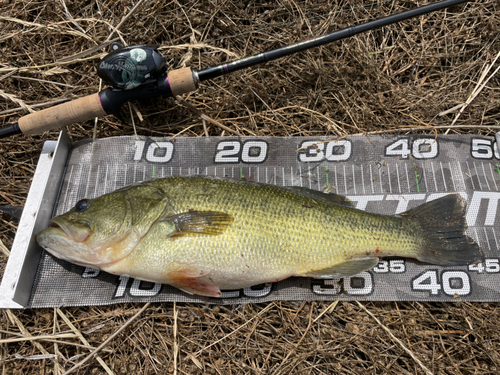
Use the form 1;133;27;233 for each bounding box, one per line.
167;67;197;96
18;93;106;135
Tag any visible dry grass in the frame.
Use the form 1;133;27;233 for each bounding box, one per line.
1;0;499;374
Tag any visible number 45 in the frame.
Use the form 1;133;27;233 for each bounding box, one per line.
468;259;500;273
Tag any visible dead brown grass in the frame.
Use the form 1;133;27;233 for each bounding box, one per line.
1;0;499;374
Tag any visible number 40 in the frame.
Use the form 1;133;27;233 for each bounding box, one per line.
385;138;438;159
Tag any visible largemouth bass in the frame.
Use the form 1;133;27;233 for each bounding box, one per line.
37;176;483;297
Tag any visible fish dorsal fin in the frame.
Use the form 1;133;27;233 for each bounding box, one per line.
282;186;353;207
163;211;233;237
302;257;379;279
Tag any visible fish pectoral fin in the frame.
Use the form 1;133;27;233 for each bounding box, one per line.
168;268;221;298
163;211;233;238
302;257;379;279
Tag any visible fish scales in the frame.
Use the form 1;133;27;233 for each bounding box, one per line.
37;176;483;297
106;177;420;285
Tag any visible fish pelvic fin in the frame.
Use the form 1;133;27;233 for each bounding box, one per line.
164;210;233;238
167;267;222;297
301;257;379;279
402;194;483;266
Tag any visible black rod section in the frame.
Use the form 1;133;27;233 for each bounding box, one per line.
197;0;468;81
0;123;21;139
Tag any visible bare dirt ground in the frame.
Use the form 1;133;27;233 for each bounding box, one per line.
1;0;499;374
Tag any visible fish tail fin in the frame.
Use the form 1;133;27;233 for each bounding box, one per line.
402;194;483;266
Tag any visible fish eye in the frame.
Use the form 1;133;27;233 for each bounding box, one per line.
75;199;90;213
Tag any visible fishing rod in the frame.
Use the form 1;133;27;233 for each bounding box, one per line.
0;0;469;138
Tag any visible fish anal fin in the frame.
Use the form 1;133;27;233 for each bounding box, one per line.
163;210;233;238
302;257;379;279
168;268;221;297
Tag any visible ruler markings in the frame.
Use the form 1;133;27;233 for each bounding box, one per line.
404;163;410;193
361;165;366;194
430;162;438;192
84;165;92;199
466;162;475;190
473;227;480;249
104;165;109;193
422;163;428;192
405;163;411;193
489;164;498;190
93;164;100;198
352;165;356;195
483;227;492;253
378;167;383;193
473;162;483;190
492;227;499;252
335;166;338;193
456;161;466;191
123;167;127;188
440;162;447;191
76;164;84;205
387;164;392;193
448;162;456;191
414;163;420;193
62;165;74;212
43;137;500;306
396;163;401;193
343;165;347;194
317;166;321;190
481;163;491;191
369;165;374;194
114;165;118;191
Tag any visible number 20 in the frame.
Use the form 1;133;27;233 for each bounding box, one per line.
215;140;268;163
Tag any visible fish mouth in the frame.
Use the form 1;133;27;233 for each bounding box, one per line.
49;217;91;243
